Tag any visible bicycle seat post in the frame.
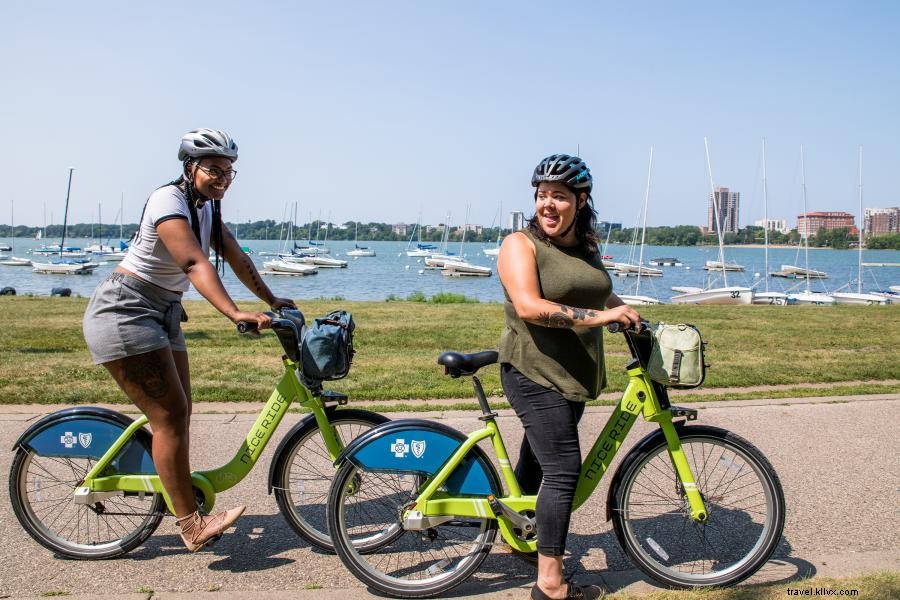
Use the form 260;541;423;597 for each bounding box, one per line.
471;376;498;421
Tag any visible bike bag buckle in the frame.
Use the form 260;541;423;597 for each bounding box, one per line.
670;405;698;421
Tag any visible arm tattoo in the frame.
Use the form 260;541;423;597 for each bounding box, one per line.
537;304;596;328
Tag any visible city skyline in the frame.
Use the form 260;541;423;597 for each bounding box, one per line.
2;2;898;230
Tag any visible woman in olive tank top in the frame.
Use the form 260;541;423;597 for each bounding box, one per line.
497;155;642;600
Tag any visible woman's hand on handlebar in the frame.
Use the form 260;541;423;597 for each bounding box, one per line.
233;310;272;335
603;305;643;332
269;297;296;311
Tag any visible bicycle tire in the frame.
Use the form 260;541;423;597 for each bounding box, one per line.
609;425;785;588
273;408;389;552
9;432;165;559
328;454;499;598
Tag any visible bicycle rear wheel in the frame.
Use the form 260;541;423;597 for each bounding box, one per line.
610;425;785;588
273;408;389;551
9;440;165;559
328;460;498;598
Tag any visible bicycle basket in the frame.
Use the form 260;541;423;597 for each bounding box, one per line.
299;310;355;385
647;322;708;389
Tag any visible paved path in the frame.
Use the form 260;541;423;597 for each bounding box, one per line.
1;394;898;599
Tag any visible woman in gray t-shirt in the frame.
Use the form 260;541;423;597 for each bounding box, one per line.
83;129;294;552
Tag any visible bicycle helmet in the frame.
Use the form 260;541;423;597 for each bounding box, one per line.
178;128;239;161
531;154;592;193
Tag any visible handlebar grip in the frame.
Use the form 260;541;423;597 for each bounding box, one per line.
607;319;650;334
236;320;258;334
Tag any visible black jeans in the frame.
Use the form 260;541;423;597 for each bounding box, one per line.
501;363;585;557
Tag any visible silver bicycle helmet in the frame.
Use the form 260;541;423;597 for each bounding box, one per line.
532;154;592;193
178;128;239;161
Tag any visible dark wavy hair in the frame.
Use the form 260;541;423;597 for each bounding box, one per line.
526;186;601;256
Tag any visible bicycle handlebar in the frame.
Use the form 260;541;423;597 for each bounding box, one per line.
236;311;279;334
607;319;650;334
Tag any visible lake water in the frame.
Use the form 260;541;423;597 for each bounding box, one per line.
2;237;898;303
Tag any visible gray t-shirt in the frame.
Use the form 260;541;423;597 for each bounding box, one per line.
120;185;211;292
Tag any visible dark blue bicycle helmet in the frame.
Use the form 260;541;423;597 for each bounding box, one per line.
531;154;592;193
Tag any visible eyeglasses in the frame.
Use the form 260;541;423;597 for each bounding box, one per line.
195;164;237;181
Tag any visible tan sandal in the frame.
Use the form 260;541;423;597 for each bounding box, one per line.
176;506;245;552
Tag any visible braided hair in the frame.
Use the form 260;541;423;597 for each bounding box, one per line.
133;159;226;275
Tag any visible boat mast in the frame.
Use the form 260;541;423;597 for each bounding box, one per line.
762;138;769;293
800;146;810;293
703;138;728;287
857;146;863;294
636;146;653;296
120;192;124;241
59;167;74;257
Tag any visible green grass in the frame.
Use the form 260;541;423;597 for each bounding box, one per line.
1;297;898;404
606;572;898;600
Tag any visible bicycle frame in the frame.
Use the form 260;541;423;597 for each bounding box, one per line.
75;357;347;514
406;362;708;552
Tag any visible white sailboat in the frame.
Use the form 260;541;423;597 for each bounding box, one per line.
483;202;502;257
262;258;319;275
347;223;376;257
752;139;790;306
786;147;835;305
439;206;491;277
831;148;891;305
0;198;32;266
671;139;752;305
32;168;99;275
618;147;662;305
405;212;438;257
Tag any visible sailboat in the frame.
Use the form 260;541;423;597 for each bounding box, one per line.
441;205;491;277
618;147;662;305
347;222;376;257
752;139;790;305
786;148;835;305
32;168;99;275
671;139;752;305
0;198;32;266
405;212;438;257
831;147;891;305
84;199;127;260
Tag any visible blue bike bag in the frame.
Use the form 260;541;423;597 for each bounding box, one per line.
336;419;500;496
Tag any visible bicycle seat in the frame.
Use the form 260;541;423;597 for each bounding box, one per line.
437;350;498;377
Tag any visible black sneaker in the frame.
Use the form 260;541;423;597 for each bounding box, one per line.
530;581;605;600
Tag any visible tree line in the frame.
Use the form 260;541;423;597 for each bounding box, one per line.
3;221;898;250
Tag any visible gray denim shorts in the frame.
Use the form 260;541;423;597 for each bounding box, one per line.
83;272;187;364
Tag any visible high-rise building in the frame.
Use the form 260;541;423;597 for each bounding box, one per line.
863;207;900;236
796;211;855;238
509;211;526;231
707;187;740;234
753;218;789;234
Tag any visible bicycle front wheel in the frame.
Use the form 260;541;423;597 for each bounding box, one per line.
9;442;165;559
328;460;498;598
273;408;388;551
610;425;785;588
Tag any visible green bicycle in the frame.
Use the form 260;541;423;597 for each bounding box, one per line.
9;308;389;558
326;323;786;597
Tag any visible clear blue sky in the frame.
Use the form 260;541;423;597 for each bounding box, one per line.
2;1;898;231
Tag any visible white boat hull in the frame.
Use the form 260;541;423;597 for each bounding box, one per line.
612;263;664;277
787;291;835;305
619;294;663;305
32;261;99;274
831;292;892;306
347;249;375;257
777;264;828;279
671;286;753;305
440;260;492;277
704;260;745;272
263;260;318;275
752;291;791;306
0;256;32;266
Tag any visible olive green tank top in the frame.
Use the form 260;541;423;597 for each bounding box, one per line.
499;229;612;402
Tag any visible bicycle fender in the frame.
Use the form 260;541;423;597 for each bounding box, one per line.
605;424;688;521
13;406;155;474
266;410;329;494
336;419;500;496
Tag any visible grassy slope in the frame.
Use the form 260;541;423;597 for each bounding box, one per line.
1;297;898;404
